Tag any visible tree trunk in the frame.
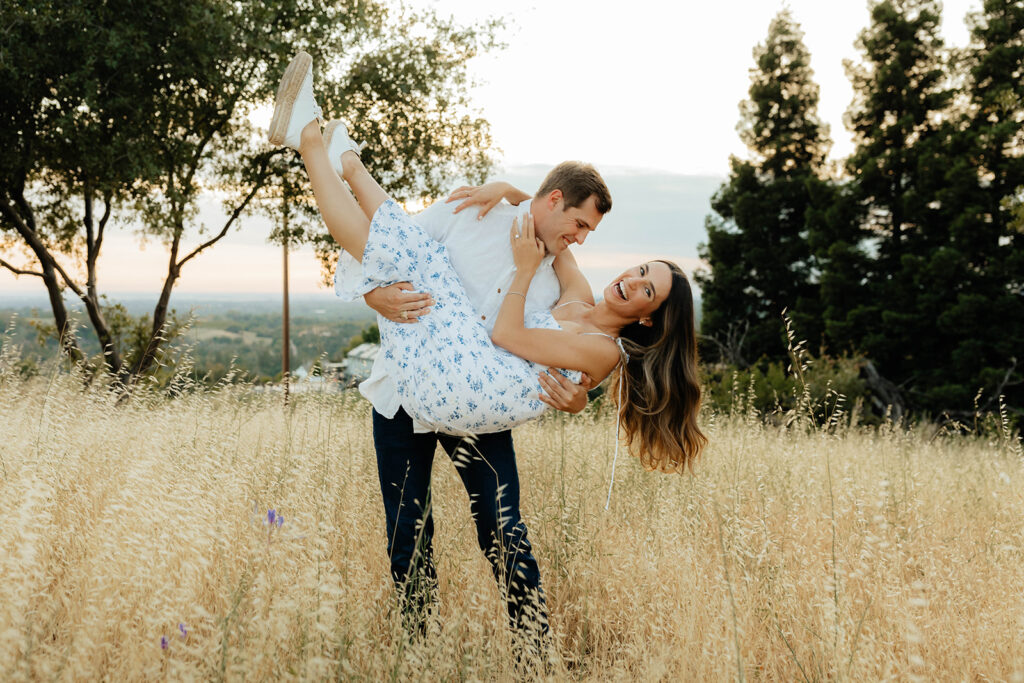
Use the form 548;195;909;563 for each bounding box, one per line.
862;360;906;421
133;259;179;379
1;195;84;363
80;189;125;378
40;262;83;363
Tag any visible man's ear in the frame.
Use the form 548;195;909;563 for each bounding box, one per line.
546;189;563;209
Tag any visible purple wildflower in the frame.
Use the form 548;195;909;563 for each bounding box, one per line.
160;635;169;650
275;514;284;528
178;622;188;638
267;509;276;526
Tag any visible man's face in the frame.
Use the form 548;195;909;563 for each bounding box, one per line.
534;191;603;256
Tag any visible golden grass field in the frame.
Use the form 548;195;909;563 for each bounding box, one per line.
1;359;1023;680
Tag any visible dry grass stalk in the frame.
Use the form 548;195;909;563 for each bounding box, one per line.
0;367;1022;680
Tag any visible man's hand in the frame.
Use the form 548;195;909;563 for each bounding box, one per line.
363;282;434;323
538;369;593;414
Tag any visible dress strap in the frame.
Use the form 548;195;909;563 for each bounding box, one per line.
552;299;592;310
581;332;630;512
605;365;624;512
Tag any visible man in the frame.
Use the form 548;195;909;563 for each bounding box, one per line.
359;162;612;643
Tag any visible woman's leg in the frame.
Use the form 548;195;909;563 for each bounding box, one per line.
298;122;369;262
341;151;390;222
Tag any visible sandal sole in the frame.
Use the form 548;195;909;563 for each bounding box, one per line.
268;51;312;147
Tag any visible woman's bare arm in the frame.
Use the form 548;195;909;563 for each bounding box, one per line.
494;324;619;383
491;215;619;381
445;182;531;218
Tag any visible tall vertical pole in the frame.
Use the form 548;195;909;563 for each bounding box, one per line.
282;194;291;406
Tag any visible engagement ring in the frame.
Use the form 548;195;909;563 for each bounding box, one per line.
401;310;408;320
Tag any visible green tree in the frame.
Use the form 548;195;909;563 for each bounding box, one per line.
0;0;498;385
829;0;954;406
697;9;832;365
343;322;380;355
928;0;1024;412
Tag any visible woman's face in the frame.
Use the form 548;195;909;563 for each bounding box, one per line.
602;261;673;322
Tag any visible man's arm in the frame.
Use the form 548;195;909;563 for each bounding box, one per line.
552;250;596;307
361;198;459;322
539;369;593;414
363;283;433;323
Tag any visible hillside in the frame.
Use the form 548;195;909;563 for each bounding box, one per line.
0;295;376;381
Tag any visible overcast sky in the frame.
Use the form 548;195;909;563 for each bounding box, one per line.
444;0;977;173
1;0;981;298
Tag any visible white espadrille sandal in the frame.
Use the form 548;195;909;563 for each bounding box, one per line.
323;119;366;175
268;51;323;150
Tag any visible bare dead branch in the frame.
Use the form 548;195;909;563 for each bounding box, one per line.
862;360;906;422
981;356;1019;412
699;319;750;367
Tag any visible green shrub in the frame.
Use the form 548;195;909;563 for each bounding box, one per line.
702;353;871;425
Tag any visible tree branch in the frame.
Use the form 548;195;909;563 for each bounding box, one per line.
176;153;273;270
134;150;272;379
96;192;112;255
84;184;97;294
0;194;37;243
1;193;84;362
11;186;37;232
1;195;85;297
981;356;1019;412
85;182;95;256
0;257;43;278
49;255;86;299
179;94;241;201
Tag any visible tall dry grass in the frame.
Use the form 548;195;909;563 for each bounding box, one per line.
1;354;1022;680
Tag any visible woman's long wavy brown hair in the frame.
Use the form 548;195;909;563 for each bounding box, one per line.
610;260;707;473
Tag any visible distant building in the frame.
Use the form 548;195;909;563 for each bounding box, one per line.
343;343;379;382
322;361;347;382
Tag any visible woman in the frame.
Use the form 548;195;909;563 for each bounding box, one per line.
270;52;705;472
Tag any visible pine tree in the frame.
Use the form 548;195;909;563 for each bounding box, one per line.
930;0;1024;412
697;9;832;365
832;0;954;404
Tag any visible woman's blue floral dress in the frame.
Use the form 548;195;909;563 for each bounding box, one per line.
334;199;580;435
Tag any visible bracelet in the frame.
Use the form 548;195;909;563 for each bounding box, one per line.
506;291;527;299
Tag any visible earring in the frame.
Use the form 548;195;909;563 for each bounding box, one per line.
640;318;652;327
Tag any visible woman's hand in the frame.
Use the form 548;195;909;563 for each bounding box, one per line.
510;214;545;275
446;182;530;219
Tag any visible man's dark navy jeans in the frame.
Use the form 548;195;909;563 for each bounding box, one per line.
372;407;549;637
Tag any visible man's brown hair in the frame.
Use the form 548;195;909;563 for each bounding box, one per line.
536;161;612;214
